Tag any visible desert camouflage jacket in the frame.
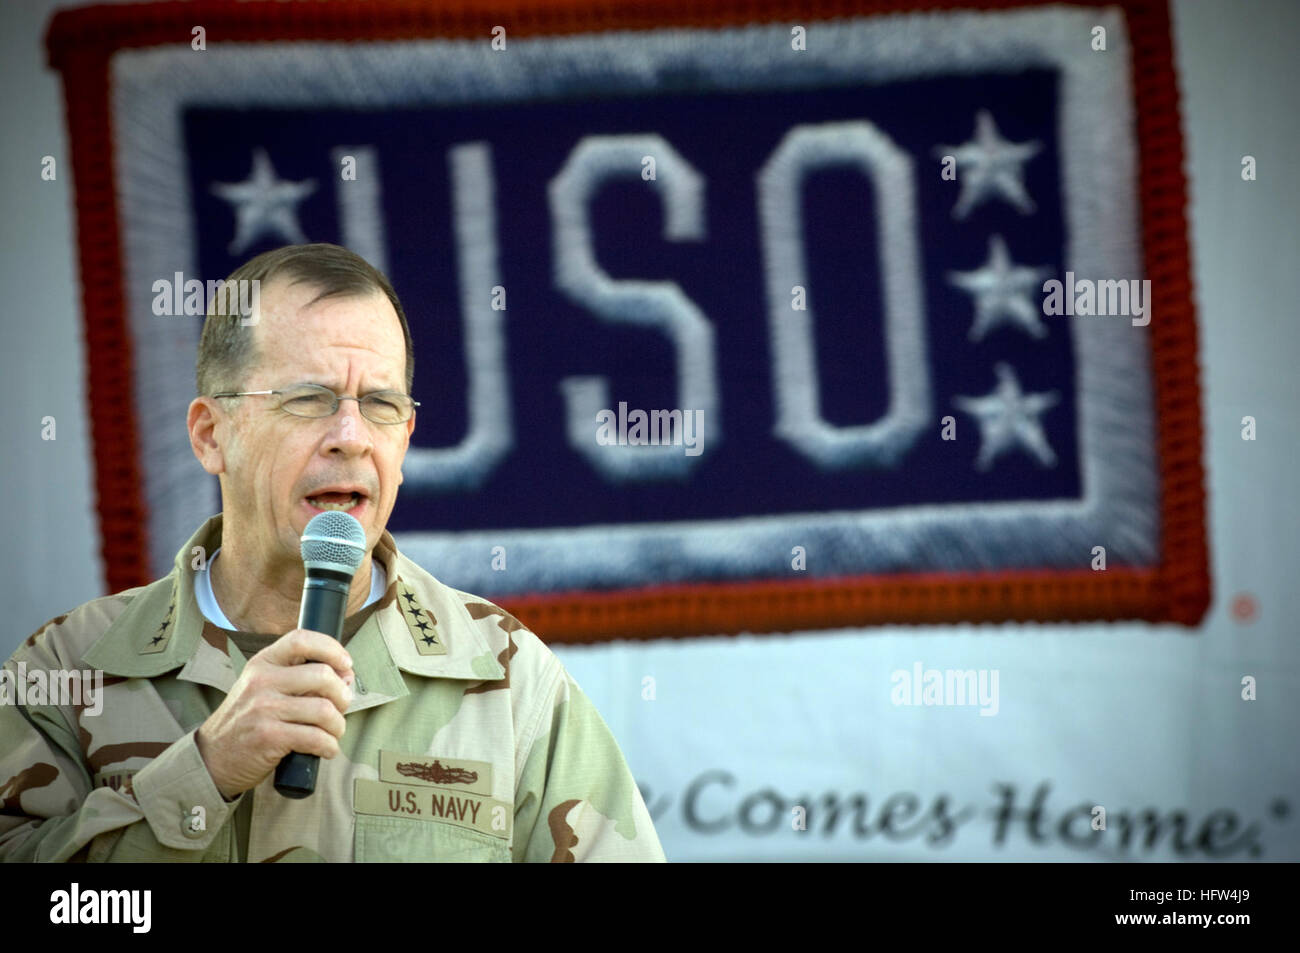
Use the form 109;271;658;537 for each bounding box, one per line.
0;516;665;862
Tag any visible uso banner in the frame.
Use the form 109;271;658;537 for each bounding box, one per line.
47;0;1207;642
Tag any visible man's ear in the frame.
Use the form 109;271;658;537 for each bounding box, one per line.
188;397;226;475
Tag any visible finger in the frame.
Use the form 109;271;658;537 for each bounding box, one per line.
270;663;353;713
262;629;353;674
277;695;348;741
281;722;343;760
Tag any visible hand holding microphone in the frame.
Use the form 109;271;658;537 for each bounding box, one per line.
274;512;367;797
195;512;367;801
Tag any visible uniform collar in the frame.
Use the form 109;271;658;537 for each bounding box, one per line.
83;515;505;707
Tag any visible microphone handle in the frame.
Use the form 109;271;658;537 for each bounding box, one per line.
274;570;352;799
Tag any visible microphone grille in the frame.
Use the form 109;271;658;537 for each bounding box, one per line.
300;511;367;576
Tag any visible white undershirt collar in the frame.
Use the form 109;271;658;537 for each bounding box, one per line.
195;546;386;631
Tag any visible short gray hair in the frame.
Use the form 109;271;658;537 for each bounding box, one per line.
196;243;414;396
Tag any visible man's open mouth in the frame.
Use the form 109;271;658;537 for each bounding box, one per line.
305;491;365;512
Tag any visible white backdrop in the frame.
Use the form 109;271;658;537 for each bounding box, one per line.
2;0;1297;861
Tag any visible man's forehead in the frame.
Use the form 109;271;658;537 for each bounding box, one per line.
256;275;394;329
251;277;404;377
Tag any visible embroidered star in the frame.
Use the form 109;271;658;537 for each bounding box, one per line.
947;235;1054;341
935;110;1041;219
414;617;432;633
953;363;1059;471
402;591;420;607
210;148;317;256
421;635;437;646
150;634;165;646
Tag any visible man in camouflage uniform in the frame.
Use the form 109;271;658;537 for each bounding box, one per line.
0;244;666;862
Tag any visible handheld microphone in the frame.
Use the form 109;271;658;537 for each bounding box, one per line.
274;510;367;799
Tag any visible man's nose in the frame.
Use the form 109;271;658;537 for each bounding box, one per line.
324;398;372;454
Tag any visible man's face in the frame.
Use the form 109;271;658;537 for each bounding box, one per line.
198;275;413;571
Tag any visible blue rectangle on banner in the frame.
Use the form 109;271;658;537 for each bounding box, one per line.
184;70;1078;536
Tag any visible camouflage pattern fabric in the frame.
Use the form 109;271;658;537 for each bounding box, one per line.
0;516;665;862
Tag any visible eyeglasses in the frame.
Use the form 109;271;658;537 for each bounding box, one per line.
212;383;419;425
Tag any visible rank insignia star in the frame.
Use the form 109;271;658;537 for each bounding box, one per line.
397;581;446;656
141;591;178;655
